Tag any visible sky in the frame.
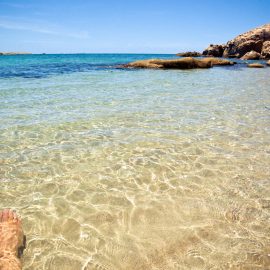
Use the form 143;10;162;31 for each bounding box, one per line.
0;0;269;54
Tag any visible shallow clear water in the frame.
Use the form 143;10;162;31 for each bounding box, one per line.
0;54;270;269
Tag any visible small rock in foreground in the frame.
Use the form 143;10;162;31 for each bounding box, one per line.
247;63;265;68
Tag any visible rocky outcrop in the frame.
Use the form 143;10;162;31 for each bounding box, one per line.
261;41;270;59
123;57;234;69
223;24;270;58
176;51;201;57
202;44;225;57
247;63;264;68
241;50;261;60
202;24;270;59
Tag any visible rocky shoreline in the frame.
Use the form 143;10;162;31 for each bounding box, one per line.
124;23;270;70
201;23;270;60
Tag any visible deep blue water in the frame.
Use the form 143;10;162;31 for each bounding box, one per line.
0;53;263;79
0;54;177;78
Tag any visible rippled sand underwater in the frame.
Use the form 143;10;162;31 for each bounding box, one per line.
0;56;270;269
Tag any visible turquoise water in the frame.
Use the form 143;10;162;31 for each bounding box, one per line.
0;54;270;269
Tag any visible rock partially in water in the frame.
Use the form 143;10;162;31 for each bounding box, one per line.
241;50;261;60
123;57;234;69
267;60;270;66
202;44;225;57
176;51;202;57
223;24;270;58
247;63;265;68
261;41;270;59
202;24;270;59
202;57;235;66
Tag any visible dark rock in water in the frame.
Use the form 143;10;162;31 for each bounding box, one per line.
202;44;225;57
266;60;270;66
247;63;264;68
176;51;201;57
241;50;261;60
123;57;234;69
261;41;270;59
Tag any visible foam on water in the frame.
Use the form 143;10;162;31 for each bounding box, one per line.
0;54;270;269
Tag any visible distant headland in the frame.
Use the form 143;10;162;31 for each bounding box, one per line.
0;52;32;56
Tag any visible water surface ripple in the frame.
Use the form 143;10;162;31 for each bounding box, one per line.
0;54;270;269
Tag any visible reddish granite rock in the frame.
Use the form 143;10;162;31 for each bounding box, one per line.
223;24;270;58
241;50;261;60
202;24;270;59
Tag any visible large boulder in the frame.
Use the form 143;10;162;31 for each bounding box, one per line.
176;51;201;57
241;50;261;60
223;24;270;58
123;57;234;69
202;44;225;57
261;41;270;59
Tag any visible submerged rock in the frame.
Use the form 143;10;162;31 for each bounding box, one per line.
176;51;201;57
241;50;261;60
202;44;225;57
247;63;264;68
123;57;234;69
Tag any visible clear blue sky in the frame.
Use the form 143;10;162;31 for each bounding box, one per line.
0;0;269;53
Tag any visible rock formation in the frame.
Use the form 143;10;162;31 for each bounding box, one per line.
176;51;201;57
123;57;234;69
202;24;270;59
202;44;225;57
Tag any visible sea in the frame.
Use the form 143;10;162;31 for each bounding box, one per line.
0;54;269;269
